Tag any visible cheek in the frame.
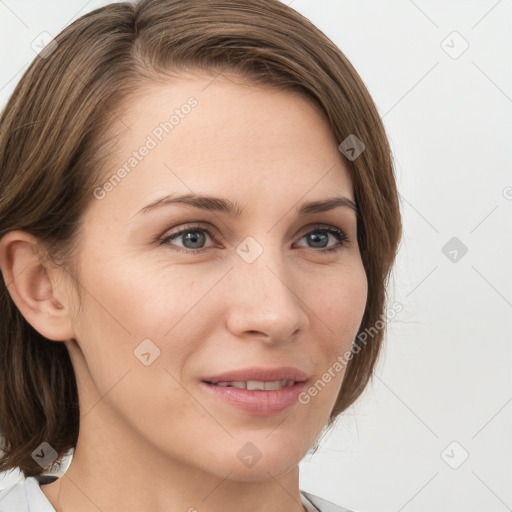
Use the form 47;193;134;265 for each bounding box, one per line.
312;261;368;347
303;262;368;409
76;257;198;335
71;260;225;391
106;259;224;334
69;266;209;442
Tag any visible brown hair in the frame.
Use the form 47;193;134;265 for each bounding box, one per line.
0;0;401;478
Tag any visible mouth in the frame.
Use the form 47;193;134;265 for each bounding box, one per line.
201;365;308;385
199;367;308;416
203;379;297;390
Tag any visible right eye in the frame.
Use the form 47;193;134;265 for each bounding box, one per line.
159;224;217;253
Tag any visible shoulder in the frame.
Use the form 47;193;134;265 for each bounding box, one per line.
0;478;30;512
300;489;357;512
0;476;56;512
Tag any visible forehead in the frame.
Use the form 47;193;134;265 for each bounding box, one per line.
89;73;354;223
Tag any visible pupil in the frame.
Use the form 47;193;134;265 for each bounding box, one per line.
309;232;328;248
184;230;205;248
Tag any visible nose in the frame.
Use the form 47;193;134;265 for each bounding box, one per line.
224;246;309;344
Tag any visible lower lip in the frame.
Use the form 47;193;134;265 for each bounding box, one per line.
200;381;307;416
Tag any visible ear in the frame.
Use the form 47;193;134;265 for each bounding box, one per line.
0;230;76;342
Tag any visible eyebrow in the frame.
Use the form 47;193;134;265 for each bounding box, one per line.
135;193;358;218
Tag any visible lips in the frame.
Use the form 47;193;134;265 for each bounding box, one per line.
200;366;309;415
201;366;308;385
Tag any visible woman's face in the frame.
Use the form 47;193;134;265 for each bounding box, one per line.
61;73;368;481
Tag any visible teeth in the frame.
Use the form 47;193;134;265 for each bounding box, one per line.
213;380;294;390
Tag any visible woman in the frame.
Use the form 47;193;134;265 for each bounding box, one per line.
0;1;402;511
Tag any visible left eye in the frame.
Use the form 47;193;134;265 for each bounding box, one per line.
295;225;349;252
159;224;349;253
160;224;216;252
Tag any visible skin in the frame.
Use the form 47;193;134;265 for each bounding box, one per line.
0;72;367;512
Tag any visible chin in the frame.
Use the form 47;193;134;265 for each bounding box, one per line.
204;435;308;482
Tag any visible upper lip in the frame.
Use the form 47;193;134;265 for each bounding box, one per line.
202;366;308;384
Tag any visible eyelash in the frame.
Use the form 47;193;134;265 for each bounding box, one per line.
159;223;350;254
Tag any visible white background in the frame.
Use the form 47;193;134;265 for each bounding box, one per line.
1;1;511;511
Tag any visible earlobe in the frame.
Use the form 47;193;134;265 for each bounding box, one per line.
0;230;76;342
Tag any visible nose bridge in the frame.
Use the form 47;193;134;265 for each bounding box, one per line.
224;238;308;339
